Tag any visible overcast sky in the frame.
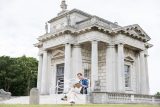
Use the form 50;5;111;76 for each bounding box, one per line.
0;0;160;94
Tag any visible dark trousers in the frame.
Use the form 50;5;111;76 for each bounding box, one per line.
80;87;87;94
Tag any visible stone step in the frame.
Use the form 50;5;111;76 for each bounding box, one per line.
0;94;88;104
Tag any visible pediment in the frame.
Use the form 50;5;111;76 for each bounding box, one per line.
125;56;134;62
52;50;64;58
122;24;151;41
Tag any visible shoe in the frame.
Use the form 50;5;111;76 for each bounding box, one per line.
61;97;67;101
70;101;75;104
61;96;67;101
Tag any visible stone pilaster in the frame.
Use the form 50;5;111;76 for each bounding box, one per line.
91;40;98;91
72;44;83;78
41;51;48;94
144;52;150;95
136;53;141;94
140;50;149;95
117;43;125;92
140;51;148;94
47;52;53;94
37;54;43;92
64;43;71;93
106;44;116;92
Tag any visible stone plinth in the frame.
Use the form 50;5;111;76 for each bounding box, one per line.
0;89;11;101
29;88;39;104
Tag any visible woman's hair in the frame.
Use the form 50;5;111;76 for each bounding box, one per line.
77;73;83;76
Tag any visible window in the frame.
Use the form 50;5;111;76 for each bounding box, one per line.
56;64;64;94
124;65;131;88
84;69;90;79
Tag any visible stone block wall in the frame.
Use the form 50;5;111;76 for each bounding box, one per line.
81;43;91;77
98;44;106;91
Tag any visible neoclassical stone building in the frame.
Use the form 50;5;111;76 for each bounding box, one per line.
35;0;153;96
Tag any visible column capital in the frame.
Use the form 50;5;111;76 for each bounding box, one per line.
91;40;98;44
42;50;47;54
118;42;124;45
65;42;71;45
38;53;43;56
73;43;81;48
107;44;115;48
117;43;124;48
140;50;145;55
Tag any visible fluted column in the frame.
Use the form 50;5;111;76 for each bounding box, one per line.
47;52;52;95
136;53;141;94
140;51;145;94
117;43;125;92
64;43;71;93
41;51;48;94
91;40;98;91
106;44;116;92
72;44;83;78
144;53;149;94
140;50;149;94
37;54;43;92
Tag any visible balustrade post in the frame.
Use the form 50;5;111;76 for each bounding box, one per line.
131;95;135;102
152;97;155;103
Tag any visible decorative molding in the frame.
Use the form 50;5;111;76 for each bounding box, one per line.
36;24;149;44
125;56;134;63
51;50;64;59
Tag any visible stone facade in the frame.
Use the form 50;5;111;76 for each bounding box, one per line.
35;0;153;96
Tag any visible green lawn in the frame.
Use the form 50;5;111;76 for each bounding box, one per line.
0;104;159;107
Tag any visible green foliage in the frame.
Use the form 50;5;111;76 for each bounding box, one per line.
0;56;38;96
155;92;160;98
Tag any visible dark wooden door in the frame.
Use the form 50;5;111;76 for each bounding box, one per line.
56;64;64;94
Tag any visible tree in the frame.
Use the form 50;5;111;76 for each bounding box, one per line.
155;92;160;98
0;56;38;96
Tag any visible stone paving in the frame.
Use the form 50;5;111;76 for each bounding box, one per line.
0;94;87;104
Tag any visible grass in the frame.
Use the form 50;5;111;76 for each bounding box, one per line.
0;104;160;107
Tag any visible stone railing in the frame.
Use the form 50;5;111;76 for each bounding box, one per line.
91;92;160;104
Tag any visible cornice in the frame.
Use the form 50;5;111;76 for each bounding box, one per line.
48;9;92;23
145;43;153;48
37;23;149;43
35;10;151;47
34;42;43;48
114;24;151;41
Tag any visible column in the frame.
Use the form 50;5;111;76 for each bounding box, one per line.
91;40;98;91
140;51;145;94
64;43;71;93
136;53;141;94
117;43;125;92
41;51;48;94
72;44;83;78
37;54;43;92
106;44;116;92
140;50;149;94
144;53;149;94
47;52;53;95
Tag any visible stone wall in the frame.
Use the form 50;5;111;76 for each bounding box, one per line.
81;43;91;76
98;43;106;91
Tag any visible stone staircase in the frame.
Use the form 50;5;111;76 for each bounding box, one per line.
0;94;88;104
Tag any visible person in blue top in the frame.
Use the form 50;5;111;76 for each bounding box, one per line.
77;73;88;94
61;73;88;104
